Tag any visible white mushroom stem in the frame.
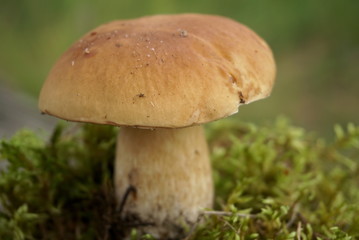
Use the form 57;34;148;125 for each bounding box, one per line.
114;125;213;238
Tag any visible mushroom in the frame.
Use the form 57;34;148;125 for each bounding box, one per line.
38;14;275;239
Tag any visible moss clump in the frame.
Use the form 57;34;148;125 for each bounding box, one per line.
0;118;358;240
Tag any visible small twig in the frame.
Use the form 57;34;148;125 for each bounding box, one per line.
219;217;240;235
274;204;300;239
117;185;136;214
183;213;204;240
202;210;256;218
184;210;255;240
222;217;241;235
297;221;302;240
287;204;300;228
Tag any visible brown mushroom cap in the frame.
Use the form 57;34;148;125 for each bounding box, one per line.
39;14;276;128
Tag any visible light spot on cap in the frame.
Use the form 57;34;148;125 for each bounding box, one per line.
178;29;188;37
188;109;201;124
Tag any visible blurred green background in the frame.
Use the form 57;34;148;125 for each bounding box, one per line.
0;0;358;137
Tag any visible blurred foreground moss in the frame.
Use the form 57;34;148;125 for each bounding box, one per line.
0;118;358;240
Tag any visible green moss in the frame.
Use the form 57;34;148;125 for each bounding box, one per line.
0;118;358;239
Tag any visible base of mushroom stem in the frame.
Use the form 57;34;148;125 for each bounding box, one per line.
120;210;193;239
114;126;213;239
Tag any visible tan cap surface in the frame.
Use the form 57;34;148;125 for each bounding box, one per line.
39;14;276;128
